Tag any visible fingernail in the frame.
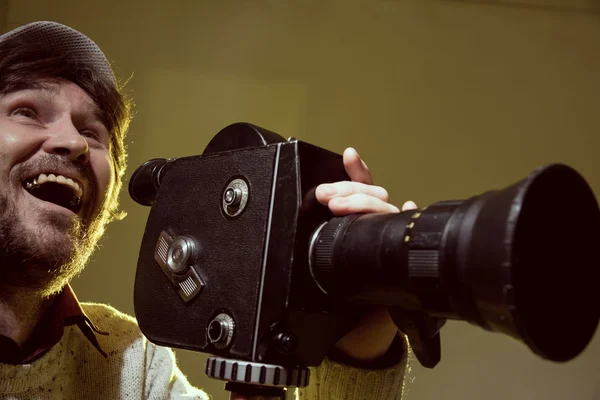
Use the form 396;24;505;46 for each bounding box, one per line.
345;147;358;158
402;201;418;211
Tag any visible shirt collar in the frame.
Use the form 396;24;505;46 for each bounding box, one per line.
0;284;108;364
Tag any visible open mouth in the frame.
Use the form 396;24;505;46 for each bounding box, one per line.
23;173;83;214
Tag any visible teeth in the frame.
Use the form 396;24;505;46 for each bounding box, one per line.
28;173;82;199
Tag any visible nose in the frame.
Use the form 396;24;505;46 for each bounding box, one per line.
42;121;90;163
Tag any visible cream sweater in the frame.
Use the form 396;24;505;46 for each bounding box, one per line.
0;303;408;399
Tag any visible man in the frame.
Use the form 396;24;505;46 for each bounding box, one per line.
0;21;413;399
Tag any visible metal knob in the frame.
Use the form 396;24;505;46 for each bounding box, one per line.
222;178;249;217
208;313;235;349
167;236;196;274
223;187;242;207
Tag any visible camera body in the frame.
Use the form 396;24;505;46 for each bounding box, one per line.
132;122;600;381
133;123;359;368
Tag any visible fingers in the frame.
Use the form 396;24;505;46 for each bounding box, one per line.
316;181;390;206
343;147;372;185
328;193;401;216
334;307;398;361
402;200;418;211
318;147;417;217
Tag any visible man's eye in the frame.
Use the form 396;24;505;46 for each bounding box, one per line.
12;107;38;119
81;130;100;141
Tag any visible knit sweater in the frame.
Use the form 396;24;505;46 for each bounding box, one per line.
0;303;408;399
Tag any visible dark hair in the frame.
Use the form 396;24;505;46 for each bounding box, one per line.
0;37;133;221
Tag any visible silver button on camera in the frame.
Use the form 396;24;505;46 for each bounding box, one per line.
154;231;204;304
222;178;249;217
167;236;196;274
223;187;242;207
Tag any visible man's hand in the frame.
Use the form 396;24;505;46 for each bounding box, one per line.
315;147;417;362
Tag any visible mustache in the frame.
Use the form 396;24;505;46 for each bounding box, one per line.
17;154;90;180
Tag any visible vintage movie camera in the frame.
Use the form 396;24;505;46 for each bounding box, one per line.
129;123;600;399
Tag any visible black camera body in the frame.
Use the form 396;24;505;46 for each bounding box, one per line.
131;122;600;393
133;123;359;368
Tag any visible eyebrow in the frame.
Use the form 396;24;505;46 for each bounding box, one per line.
2;81;61;96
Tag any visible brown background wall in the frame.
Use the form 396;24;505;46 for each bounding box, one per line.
4;0;599;398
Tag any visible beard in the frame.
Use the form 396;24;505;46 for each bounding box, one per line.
0;175;107;298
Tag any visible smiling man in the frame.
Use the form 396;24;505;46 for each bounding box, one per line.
1;81;111;294
0;21;411;399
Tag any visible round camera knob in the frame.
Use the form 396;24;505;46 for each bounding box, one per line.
223;187;243;207
167;236;197;274
208;313;235;349
222;178;249;217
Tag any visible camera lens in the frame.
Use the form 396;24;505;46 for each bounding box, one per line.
311;164;600;363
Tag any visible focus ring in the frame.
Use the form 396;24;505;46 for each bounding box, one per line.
310;217;348;294
406;203;457;289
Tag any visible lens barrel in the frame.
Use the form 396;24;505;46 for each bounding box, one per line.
311;164;600;363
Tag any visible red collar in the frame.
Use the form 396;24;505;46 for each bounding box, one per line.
0;284;108;364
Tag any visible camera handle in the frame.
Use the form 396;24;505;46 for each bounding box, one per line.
389;308;446;369
205;356;310;399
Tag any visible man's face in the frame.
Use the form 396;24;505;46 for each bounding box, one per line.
0;78;113;293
